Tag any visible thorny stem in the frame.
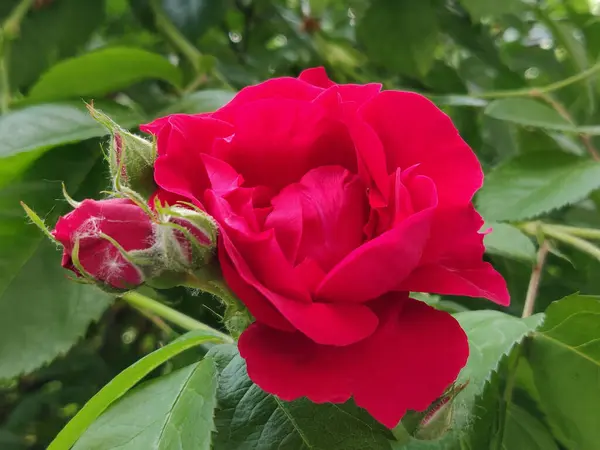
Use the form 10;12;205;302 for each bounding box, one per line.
522;240;550;318
121;291;234;343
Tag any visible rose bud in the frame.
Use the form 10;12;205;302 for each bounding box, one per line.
51;198;153;289
88;105;157;198
49;198;217;291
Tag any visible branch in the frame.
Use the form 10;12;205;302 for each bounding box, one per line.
522;240;550;318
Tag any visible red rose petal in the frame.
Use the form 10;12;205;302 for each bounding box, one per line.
316;206;435;303
145;114;237;203
212;77;324;122
400;205;510;305
298;67;336;88
238;294;469;428
212;98;357;190
361;91;482;206
206;190;379;346
266;166;368;272
299;67;382;105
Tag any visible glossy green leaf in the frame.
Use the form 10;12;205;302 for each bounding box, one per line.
484;223;537;261
357;0;439;77
477;151;600;221
0;145;112;380
9;0;106;91
529;294;600;450
0;103;144;158
160;89;235;115
485;98;577;132
208;344;392;450
449;311;544;430
27;47;182;103
501;404;559;450
73;359;218;450
485;98;600;135
48;330;226;450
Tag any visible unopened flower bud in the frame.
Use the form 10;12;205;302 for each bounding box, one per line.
162;205;217;265
88;105;157;197
52;198;154;290
48;197;218;291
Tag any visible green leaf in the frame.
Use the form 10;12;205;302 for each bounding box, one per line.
357;0;439;77
48;330;226;450
501;404;559;450
528;294;600;449
9;0;106;91
485;98;573;131
0;103;144;158
484;98;600;134
0;145;112;380
450;311;544;430
484;223;536;261
207;344;392;450
477;151;600;221
73;359;218;450
459;0;525;20
160;89;235;115
27;47;183;103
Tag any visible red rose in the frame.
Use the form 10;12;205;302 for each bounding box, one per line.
53;198;154;289
142;67;509;427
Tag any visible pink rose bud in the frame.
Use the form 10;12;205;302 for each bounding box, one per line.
52;198;154;289
50;198;217;291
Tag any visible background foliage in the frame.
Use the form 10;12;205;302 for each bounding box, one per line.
1;0;600;449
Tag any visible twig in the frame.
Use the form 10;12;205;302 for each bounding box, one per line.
532;90;600;161
467;60;600;99
522;240;550;318
520;222;600;262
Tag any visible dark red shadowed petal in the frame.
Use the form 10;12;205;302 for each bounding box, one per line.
265;166;368;271
316;171;438;303
400;205;510;305
361;91;482;206
238;294;469;428
206;190;379;346
212;98;357;190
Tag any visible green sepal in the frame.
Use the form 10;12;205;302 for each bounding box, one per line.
88;104;157;198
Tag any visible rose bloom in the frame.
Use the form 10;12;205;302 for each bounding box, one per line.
142;68;509;427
